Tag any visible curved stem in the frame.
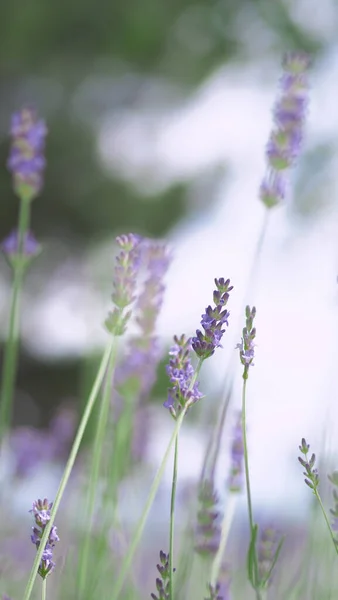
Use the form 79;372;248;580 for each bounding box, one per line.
242;377;254;534
77;340;118;598
169;435;179;600
110;405;188;600
0;198;31;443
315;489;338;556
23;340;114;600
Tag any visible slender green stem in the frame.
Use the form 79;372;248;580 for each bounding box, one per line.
314;489;338;556
210;494;237;586
169;435;179;600
77;340;118;598
241;377;254;534
110;405;188;600
23;340;114;600
0;198;31;442
41;578;47;600
242;376;262;600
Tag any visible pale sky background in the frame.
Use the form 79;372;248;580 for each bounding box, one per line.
3;39;338;518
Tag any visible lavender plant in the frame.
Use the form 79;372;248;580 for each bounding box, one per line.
0;108;47;444
298;438;338;555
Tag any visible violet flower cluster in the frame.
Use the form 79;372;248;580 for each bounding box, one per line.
192;278;233;360
260;52;310;208
151;550;170;600
117;239;171;401
105;233;142;336
298;438;319;491
236;305;256;379
30;498;59;579
163;335;202;417
1;230;41;270
257;526;278;586
7;107;47;201
205;582;229;600
228;411;244;493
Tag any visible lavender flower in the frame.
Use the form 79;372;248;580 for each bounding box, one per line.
205;582;230;600
257;526;279;586
192;278;233;360
195;480;221;557
151;551;170;600
7;108;47;201
117;239;171;400
105;233;142;335
1;230;41;270
227;411;244;493
236;306;256;379
260;52;310;208
30;498;59;579
298;438;319;491
164;335;202;418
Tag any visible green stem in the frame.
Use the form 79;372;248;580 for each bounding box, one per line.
77;340;118;598
23;340;114;600
314;488;338;556
110;405;188;600
0;198;31;442
210;494;237;586
169;434;179;600
41;578;47;600
242;376;262;600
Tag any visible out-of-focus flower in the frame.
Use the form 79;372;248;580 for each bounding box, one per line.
257;526;279;587
1;230;41;270
227;411;244;493
260;52;311;208
7;108;47;201
105;233;142;336
192;278;233;360
195;480;221;558
164;335;202;417
117;239;171;401
30;498;59;579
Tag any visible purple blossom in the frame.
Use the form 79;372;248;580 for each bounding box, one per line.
7;108;47;200
260;52;310;209
236;306;256;378
257;526;279;586
30;498;59;579
117;239;171;401
205;582;230;600
227;411;244;493
105;233;142;335
1;230;41;271
151;550;170;600
164;335;202;417
192;278;233;360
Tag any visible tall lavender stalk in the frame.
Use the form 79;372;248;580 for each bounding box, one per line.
164;278;233;600
0;108;46;443
200;51;311;491
77;233;142;598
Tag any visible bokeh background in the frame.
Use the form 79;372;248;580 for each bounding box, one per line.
1;1;338;595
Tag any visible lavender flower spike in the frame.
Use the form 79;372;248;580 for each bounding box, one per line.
151;551;170;600
236;305;256;379
7;108;47;201
105;233;142;336
192;278;233;360
260;52;311;208
30;498;59;579
164;334;202;417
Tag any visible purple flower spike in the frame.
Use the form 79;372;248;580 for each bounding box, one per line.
192;278;233;360
151;551;171;600
30;498;59;579
164;334;202;417
7;108;47;201
260;52;310;209
228;411;244;493
105;233;142;335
